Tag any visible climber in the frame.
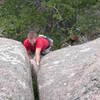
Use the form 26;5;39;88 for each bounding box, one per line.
24;31;53;66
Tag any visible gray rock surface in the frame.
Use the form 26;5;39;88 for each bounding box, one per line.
38;38;100;100
0;38;34;100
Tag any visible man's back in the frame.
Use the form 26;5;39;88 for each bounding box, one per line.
35;37;49;52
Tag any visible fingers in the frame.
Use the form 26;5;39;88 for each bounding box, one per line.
30;59;40;73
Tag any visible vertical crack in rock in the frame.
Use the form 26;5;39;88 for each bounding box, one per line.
32;78;40;100
30;61;40;100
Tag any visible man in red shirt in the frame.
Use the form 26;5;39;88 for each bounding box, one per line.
24;31;53;66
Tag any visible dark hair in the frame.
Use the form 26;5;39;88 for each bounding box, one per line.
28;31;37;39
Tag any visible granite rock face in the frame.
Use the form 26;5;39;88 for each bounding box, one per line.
38;38;100;100
0;38;34;100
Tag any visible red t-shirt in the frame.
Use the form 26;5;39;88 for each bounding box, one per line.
24;38;35;53
35;37;49;52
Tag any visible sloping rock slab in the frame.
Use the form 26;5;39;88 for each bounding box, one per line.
0;38;34;100
38;38;100;100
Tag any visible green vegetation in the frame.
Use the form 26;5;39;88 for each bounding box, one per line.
0;0;100;49
32;80;39;100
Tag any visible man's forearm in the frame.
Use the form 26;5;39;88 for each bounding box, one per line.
36;53;40;65
35;48;41;66
27;51;32;59
28;54;32;59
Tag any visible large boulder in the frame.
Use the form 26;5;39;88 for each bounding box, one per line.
38;38;100;100
0;38;34;100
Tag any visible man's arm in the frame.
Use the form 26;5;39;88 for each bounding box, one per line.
27;50;32;59
35;48;41;66
24;41;32;59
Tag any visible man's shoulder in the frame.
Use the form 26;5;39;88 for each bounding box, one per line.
24;38;29;42
36;37;43;42
24;38;30;45
35;37;44;48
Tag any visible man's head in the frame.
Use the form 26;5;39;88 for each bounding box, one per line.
28;31;37;45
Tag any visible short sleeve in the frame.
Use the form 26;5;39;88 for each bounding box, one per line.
36;39;43;50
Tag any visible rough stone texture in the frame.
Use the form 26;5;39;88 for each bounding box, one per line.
0;38;34;100
38;38;100;100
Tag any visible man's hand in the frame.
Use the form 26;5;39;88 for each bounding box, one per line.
30;59;40;67
30;59;40;73
36;62;40;66
30;59;36;66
